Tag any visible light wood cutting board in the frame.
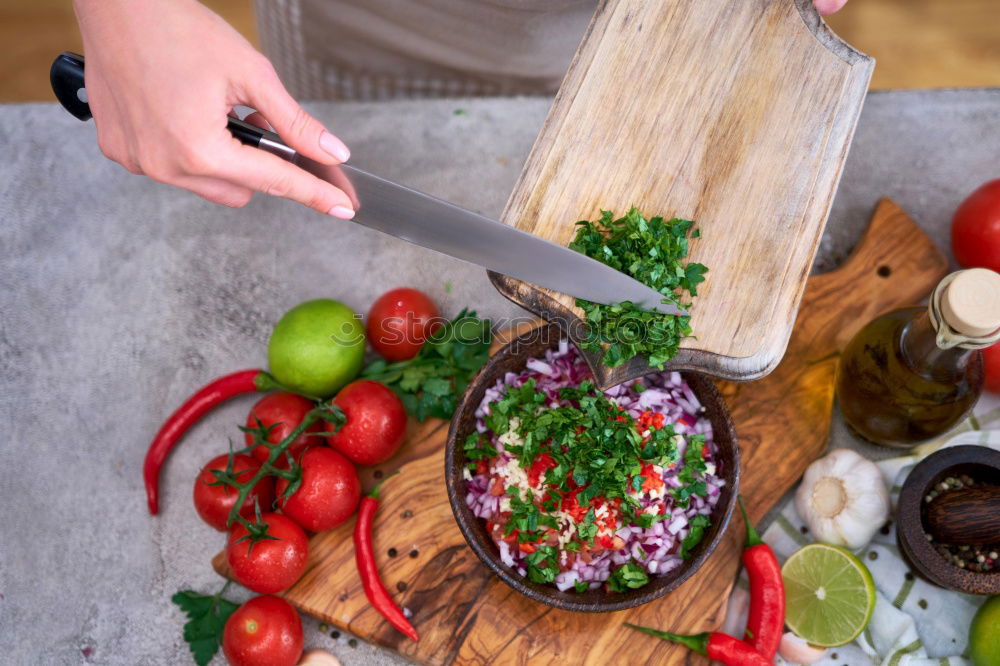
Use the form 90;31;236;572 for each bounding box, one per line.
215;200;945;665
489;0;874;387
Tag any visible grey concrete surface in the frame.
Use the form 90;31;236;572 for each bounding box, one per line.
0;89;998;665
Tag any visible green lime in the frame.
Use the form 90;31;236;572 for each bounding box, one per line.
971;595;1000;666
268;299;366;398
781;543;876;647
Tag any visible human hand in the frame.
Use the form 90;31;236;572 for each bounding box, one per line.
814;0;848;16
72;0;355;218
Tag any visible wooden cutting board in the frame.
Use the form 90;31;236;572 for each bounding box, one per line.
489;0;874;386
215;199;946;665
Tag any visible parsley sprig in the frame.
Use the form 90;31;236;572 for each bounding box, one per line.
568;207;707;369
172;586;238;666
362;309;492;421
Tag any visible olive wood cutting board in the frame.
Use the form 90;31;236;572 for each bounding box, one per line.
489;0;874;387
214;199;946;665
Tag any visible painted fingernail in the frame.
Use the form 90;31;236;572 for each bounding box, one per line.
319;131;350;163
329;205;355;220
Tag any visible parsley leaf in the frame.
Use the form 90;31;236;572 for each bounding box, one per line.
525;545;560;584
574;579;590;594
171;589;238;666
362;309;492;421
680;514;712;559
568;207;707;369
607;562;650;592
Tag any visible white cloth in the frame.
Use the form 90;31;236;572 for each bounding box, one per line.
725;393;1000;665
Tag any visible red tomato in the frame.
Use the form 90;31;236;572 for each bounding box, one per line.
244;392;323;469
222;595;303;666
192;454;275;531
275;447;361;531
952;179;1000;273
226;513;308;594
366;288;442;361
327;380;407;465
985;343;1000;394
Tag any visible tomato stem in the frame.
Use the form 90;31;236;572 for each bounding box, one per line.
737;495;764;548
222;402;346;529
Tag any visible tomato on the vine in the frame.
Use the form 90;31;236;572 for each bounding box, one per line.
226;513;308;594
244;392;323;468
222;595;303;666
984;343;1000;394
192;453;274;531
276;447;360;531
952;179;1000;273
367;288;441;362
327;380;407;465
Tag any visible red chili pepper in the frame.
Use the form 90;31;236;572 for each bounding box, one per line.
143;369;281;514
738;497;784;660
354;479;419;642
624;625;771;666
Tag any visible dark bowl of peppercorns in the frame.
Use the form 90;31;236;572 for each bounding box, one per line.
897;445;1000;595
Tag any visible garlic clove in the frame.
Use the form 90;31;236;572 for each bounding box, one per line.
779;632;827;665
298;648;342;666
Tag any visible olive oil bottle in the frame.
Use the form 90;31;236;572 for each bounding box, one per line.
837;269;1000;448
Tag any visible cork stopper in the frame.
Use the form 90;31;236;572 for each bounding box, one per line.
940;268;1000;338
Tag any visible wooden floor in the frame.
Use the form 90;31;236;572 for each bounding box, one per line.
1;0;998;102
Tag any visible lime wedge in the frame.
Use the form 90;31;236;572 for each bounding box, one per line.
781;543;876;647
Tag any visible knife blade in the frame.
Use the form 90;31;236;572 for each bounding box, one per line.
50;52;687;317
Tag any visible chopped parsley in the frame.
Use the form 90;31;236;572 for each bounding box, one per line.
568;207;707;369
680;514;712;559
482;378;680;526
607;562;650;592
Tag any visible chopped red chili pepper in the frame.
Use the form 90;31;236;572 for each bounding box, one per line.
527;452;557;487
639;463;664;494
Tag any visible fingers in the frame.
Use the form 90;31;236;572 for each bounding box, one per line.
242;111;273;131
175;175;254;208
240;61;350;166
814;0;847;16
216;141;356;219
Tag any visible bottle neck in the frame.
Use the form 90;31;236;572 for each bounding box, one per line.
900;309;975;380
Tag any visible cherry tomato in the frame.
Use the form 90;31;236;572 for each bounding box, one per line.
244;392;323;469
952;179;1000;273
327;380;407;465
275;447;361;531
226;513;308;594
984;343;1000;394
222;595;303;666
366;288;441;361
192;453;275;531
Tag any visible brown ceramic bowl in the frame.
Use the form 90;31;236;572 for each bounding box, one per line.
897;445;1000;595
444;324;740;612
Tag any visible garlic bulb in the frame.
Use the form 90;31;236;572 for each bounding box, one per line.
779;632;827;665
795;448;889;549
298;649;342;666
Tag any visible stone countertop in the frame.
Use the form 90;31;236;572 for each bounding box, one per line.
1;89;998;665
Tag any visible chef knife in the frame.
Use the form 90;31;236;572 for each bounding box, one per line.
50;52;686;317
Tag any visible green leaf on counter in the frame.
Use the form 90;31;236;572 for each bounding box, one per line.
172;589;238;666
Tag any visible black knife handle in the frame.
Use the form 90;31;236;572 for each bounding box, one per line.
48;51;290;156
50;52;92;121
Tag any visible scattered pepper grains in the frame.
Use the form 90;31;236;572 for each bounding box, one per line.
923;475;997;573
